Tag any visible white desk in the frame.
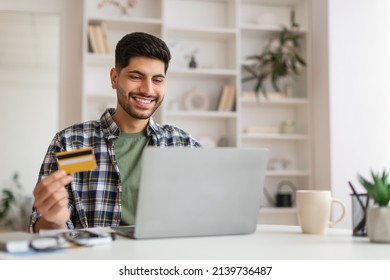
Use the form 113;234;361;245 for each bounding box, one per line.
1;225;389;260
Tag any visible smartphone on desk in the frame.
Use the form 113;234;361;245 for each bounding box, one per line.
62;230;114;246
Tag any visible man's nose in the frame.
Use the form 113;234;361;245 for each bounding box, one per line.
139;79;154;94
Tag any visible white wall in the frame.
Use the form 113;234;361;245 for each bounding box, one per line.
328;0;390;228
0;0;82;195
0;0;83;129
0;12;59;196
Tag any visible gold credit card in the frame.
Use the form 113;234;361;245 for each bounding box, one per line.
56;147;96;173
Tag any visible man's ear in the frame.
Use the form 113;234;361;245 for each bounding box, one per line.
110;68;118;89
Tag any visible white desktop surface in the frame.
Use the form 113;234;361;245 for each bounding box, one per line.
1;225;389;260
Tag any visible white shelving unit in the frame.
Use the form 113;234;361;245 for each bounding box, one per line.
82;0;312;225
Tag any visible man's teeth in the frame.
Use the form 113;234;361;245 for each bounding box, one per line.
135;97;152;104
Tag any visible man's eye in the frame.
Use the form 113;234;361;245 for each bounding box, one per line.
130;75;141;80
153;78;164;84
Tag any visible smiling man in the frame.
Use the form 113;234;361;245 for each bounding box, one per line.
29;32;201;232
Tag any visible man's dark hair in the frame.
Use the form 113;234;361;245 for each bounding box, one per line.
115;32;171;73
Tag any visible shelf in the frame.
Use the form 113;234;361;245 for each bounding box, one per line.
240;24;283;32
166;26;237;39
88;15;162;25
241;97;309;105
266;170;310;176
242;0;304;6
241;133;308;140
166;110;236;119
169;68;236;77
240;24;307;35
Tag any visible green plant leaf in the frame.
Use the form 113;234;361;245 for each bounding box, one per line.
358;170;390;206
0;189;15;219
295;53;307;66
241;26;306;99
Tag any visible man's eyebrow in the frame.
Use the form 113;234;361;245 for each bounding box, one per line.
127;70;165;78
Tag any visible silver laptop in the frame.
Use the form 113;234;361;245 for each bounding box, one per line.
112;147;269;239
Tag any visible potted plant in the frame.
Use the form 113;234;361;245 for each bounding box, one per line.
0;173;32;231
242;26;306;100
358;170;390;242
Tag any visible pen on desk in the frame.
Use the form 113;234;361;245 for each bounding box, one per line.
348;181;365;210
349;180;368;234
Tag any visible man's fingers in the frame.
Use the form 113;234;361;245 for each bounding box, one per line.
40;170;67;185
35;190;69;214
33;170;72;220
33;170;72;199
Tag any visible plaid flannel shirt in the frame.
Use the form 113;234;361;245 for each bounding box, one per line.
29;108;201;232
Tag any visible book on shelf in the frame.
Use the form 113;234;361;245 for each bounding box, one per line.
100;22;110;54
87;34;93;53
87;22;110;54
87;24;99;54
225;85;235;111
217;85;235;111
217;85;229;111
94;24;105;54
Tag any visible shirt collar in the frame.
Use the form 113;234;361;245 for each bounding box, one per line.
146;117;163;136
100;108;161;139
101;108;120;139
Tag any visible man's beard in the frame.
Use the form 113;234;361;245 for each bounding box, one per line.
116;87;163;120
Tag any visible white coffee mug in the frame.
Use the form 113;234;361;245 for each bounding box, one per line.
296;190;346;235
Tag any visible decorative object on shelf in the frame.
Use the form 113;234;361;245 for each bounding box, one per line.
183;87;209;111
268;158;290;170
97;0;137;15
264;180;297;207
0;172;32;231
217;137;228;147
185;49;198;69
290;10;300;31
280;120;295;134
242;24;306;99
188;56;197;68
358;170;390;243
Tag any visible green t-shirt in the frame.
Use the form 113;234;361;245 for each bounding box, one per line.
113;130;150;225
